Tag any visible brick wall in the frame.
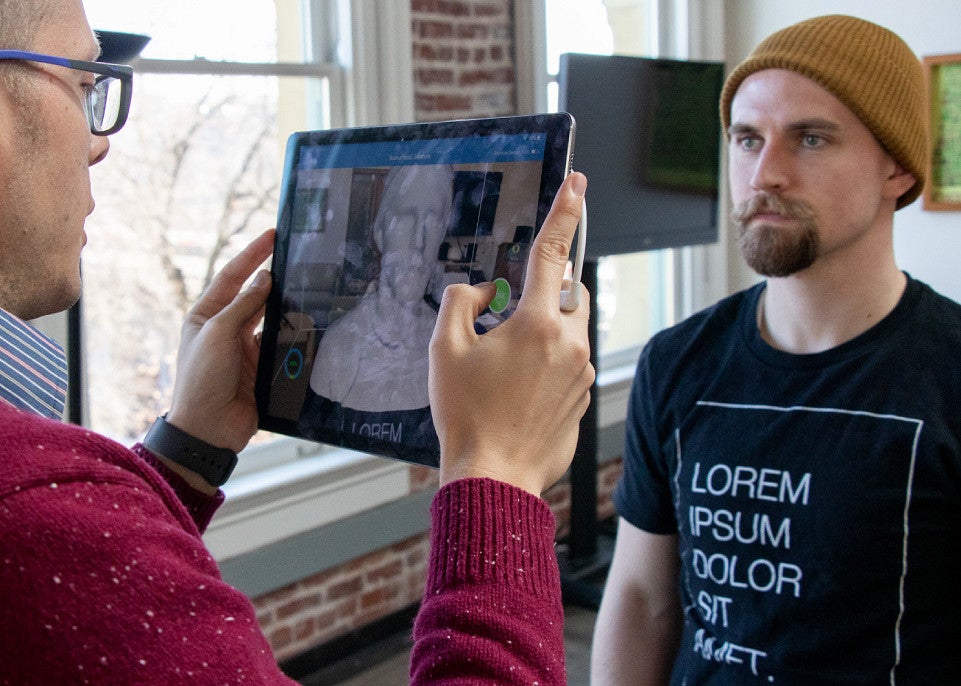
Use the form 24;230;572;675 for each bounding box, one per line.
254;532;430;664
250;0;623;669
411;0;517;121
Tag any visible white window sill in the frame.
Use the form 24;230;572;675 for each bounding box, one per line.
598;362;635;429
203;443;409;562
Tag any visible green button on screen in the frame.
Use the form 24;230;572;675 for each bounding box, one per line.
490;278;511;313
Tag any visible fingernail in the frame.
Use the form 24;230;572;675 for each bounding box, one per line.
569;172;587;197
252;270;271;289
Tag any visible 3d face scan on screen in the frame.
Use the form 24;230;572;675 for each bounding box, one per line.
256;114;575;466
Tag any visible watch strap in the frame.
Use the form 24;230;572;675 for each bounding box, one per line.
143;414;238;487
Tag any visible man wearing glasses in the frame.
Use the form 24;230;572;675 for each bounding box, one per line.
0;1;592;684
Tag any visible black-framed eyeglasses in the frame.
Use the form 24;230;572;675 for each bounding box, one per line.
0;50;133;135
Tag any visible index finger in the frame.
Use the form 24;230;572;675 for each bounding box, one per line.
517;172;586;313
190;229;275;320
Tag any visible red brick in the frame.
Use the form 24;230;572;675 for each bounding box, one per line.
418;20;454;39
473;2;506;18
361;583;401;611
412;0;472;16
312;606;340;632
336;597;358;619
438;0;471;16
251;583;297;610
366;559;403;584
347;550;387;574
406;546;427;568
276;592;322;620
326;576;362;600
414;44;455;62
457;23;490;40
294;617;315;641
416;68;455;86
269;626;293;652
416;93;473;113
298;566;340;590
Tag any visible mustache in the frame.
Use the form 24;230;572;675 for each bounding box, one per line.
731;193;816;225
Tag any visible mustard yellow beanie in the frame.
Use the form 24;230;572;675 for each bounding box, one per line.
719;14;927;209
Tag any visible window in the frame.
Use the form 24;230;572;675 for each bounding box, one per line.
81;1;343;456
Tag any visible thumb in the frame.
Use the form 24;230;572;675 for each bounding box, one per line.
431;282;497;350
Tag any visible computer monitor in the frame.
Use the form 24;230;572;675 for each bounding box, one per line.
558;53;724;258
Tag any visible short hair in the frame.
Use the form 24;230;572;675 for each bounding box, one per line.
0;1;52;50
0;1;55;95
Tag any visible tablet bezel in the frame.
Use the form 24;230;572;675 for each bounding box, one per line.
256;113;575;466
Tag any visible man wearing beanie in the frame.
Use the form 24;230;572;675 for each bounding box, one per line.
594;14;961;684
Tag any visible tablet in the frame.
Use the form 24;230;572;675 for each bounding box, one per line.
256;113;576;467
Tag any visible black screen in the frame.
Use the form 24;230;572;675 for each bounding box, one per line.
558;53;724;258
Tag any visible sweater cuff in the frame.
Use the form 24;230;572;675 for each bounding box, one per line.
426;478;560;597
132;442;225;532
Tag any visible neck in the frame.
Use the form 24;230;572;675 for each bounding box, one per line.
758;248;905;355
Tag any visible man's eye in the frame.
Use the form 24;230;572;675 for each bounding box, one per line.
802;134;824;148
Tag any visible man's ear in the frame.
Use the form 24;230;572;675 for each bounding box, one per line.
883;163;917;202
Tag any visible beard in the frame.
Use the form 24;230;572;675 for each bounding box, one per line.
732;193;819;277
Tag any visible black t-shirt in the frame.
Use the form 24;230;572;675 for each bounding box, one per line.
615;275;961;683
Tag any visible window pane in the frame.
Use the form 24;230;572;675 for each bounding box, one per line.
545;0;613;73
84;72;323;443
597;250;673;360
84;0;299;62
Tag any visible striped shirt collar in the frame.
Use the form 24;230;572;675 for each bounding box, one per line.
0;308;68;420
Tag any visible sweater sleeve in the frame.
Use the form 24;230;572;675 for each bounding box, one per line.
410;478;566;685
131;442;224;532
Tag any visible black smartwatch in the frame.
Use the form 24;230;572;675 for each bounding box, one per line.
143;414;238;487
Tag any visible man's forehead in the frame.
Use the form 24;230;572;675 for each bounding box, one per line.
730;68;852;122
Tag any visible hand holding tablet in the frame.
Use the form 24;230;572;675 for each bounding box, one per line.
430;171;594;495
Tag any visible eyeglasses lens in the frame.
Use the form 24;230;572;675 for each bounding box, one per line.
88;77;121;133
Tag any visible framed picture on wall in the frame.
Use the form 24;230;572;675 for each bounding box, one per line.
923;52;961;210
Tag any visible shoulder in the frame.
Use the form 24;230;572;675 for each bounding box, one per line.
911;277;961;322
641;285;758;373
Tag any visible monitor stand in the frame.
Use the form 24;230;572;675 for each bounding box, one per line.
556;259;615;609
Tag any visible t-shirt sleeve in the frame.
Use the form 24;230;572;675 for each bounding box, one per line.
614;340;679;534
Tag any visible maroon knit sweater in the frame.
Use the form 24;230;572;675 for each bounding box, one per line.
0;403;565;685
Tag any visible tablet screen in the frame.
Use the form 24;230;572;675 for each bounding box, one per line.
256;113;575;466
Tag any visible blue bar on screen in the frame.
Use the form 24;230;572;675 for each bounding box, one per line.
298;133;547;170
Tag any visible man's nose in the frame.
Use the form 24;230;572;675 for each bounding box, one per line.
750;140;791;192
89;133;110;166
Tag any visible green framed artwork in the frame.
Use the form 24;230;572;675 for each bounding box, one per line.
924;53;961;210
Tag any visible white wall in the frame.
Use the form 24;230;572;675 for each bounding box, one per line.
723;0;961;302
